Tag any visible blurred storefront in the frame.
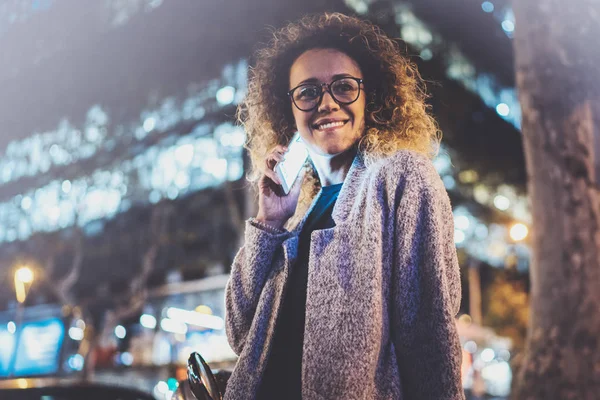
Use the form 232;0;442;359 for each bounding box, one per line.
0;304;89;387
92;274;235;399
457;316;513;399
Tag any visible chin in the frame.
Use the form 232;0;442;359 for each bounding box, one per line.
318;144;353;157
306;133;359;157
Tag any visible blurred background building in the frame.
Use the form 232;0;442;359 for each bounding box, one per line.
0;1;530;398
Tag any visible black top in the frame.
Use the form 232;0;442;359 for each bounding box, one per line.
257;183;343;399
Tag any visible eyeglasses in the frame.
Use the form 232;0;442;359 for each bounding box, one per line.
287;77;364;112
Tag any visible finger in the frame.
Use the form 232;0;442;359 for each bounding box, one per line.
265;157;279;172
272;144;288;153
265;155;285;172
264;169;282;185
270;153;284;163
270;144;288;159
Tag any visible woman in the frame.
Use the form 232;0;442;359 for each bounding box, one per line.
225;12;464;400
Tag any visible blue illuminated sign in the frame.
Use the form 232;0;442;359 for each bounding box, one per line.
12;318;65;377
0;326;16;377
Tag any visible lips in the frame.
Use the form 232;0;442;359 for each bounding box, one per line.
312;119;349;130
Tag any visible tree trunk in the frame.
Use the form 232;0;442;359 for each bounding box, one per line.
468;259;482;326
511;1;600;399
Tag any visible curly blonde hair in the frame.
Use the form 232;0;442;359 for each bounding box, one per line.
238;12;441;187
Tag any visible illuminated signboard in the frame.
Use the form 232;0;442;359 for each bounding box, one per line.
12;318;65;377
0;325;16;377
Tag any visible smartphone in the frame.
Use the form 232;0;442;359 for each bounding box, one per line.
275;132;309;195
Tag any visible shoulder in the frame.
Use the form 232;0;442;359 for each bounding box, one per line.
366;149;445;195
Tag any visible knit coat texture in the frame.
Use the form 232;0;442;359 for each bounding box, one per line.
224;149;465;400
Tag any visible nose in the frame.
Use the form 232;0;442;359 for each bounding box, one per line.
317;89;340;113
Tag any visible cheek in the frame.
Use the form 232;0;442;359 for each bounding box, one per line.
291;108;307;128
295;113;315;133
351;95;367;119
351;104;366;126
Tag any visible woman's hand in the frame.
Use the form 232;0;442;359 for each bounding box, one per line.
255;144;305;230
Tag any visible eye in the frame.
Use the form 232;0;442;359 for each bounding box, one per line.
331;79;358;97
336;83;353;91
296;85;320;100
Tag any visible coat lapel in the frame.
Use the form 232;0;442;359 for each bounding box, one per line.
330;152;367;226
288;152;368;234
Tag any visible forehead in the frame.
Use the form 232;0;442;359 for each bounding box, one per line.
289;48;362;87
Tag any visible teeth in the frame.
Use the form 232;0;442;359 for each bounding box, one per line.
317;121;345;130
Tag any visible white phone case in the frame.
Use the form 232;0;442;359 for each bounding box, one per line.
274;133;308;194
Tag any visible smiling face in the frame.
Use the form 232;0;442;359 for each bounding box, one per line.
288;48;366;157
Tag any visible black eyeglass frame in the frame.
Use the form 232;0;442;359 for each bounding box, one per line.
287;77;364;112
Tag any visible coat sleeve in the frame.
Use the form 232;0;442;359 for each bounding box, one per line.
391;170;465;400
225;219;290;355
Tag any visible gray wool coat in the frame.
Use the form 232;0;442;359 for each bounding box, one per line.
224;150;465;400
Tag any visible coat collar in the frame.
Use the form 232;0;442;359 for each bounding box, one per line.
289;152;368;234
331;151;367;225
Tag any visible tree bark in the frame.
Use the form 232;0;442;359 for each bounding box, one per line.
511;1;600;399
468;259;483;326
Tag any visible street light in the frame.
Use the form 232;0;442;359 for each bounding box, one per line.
9;264;35;377
16;266;34;283
14;266;34;304
509;223;529;242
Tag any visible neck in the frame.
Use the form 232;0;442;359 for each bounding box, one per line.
309;146;357;187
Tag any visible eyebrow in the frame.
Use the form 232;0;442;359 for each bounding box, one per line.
296;73;357;86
